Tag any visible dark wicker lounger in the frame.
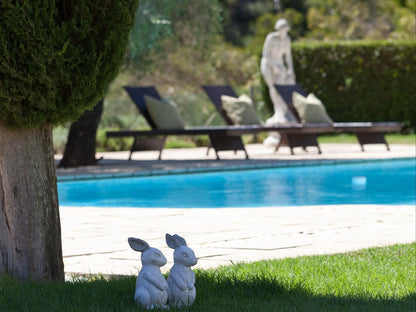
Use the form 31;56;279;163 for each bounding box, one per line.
106;86;249;160
106;123;335;158
107;123;335;138
202;84;401;154
274;84;402;151
202;85;335;154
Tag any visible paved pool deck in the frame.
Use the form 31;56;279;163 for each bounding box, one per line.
56;143;416;277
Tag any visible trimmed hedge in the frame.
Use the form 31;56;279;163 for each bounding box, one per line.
263;40;416;130
0;1;138;129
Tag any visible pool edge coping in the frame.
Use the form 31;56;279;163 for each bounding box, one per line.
57;156;415;182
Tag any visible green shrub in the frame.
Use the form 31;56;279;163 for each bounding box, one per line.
165;137;197;149
96;129;134;152
261;40;416;129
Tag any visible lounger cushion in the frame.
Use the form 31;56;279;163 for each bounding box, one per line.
144;95;185;129
292;92;333;124
221;94;262;125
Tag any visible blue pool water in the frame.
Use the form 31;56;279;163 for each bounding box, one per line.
58;159;416;208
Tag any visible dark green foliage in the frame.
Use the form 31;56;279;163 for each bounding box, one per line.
0;0;138;129
127;0;222;76
280;0;307;13
262;41;416;129
219;0;275;45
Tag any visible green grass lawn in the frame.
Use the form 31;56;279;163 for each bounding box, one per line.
318;133;416;145
1;244;415;312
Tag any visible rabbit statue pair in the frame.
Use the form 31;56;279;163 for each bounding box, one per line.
128;233;198;309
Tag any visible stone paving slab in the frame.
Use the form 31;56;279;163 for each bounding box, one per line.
61;205;415;276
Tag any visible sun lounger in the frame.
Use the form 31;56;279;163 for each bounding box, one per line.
106;86;249;160
274;84;402;151
202;85;335;154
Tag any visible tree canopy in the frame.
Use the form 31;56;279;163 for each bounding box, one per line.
0;0;138;129
0;0;139;281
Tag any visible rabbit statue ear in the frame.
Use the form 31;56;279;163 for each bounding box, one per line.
173;234;187;247
166;233;188;249
128;237;150;252
165;233;178;249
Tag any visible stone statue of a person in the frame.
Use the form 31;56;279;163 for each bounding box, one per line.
261;18;297;145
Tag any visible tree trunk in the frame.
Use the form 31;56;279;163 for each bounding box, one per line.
59;99;104;168
0;124;64;281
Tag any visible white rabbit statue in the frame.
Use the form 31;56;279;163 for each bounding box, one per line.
165;233;198;307
128;237;168;309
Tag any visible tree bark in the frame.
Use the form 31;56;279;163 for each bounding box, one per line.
0;124;64;281
59;99;104;168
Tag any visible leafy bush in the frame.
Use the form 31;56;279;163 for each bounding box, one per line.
304;0;415;40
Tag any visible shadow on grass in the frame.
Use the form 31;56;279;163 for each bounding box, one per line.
1;273;414;312
194;271;415;312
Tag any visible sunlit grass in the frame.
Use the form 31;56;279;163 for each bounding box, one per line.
1;244;414;312
318;133;415;145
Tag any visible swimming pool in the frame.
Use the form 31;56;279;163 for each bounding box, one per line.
58;159;415;208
